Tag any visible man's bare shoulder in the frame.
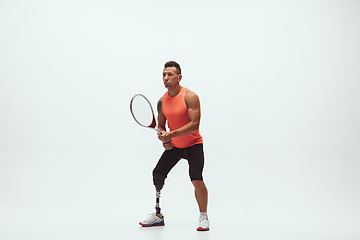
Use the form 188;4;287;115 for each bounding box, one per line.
185;88;200;107
185;89;199;98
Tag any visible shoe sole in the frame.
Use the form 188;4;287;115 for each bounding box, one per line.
139;222;165;227
197;227;209;231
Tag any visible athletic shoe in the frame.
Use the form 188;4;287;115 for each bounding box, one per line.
139;213;165;227
197;215;210;231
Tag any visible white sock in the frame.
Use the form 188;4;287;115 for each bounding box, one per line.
200;212;207;218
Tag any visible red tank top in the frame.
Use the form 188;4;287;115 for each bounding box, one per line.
162;87;203;148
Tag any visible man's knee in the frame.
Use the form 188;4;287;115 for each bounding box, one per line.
192;180;206;189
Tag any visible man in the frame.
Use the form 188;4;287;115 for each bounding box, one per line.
139;61;210;231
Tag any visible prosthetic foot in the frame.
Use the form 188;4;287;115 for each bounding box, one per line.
139;189;165;227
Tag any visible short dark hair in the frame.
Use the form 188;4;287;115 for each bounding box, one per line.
164;61;181;75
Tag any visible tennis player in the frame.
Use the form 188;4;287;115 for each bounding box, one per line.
139;61;210;231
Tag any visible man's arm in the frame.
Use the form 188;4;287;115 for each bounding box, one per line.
157;97;166;132
158;90;201;143
157;97;173;150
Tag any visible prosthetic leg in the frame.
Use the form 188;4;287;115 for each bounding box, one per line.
153;172;165;216
155;189;161;215
139;183;165;227
139;168;166;227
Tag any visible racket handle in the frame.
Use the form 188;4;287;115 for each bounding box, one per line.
155;128;162;135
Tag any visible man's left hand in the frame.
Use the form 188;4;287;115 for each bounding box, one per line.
158;131;172;143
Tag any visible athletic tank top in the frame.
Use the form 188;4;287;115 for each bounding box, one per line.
162;87;203;148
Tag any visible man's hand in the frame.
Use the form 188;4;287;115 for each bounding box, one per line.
158;131;172;143
163;141;173;150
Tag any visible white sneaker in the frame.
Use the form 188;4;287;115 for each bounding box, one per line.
197;215;210;231
139;213;165;227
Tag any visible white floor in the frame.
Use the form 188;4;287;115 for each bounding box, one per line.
1;203;359;240
1;157;360;240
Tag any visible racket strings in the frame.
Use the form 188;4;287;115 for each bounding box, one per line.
131;95;155;128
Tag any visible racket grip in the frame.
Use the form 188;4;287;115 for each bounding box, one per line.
155;128;162;135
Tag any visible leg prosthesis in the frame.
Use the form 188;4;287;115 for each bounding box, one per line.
153;172;166;214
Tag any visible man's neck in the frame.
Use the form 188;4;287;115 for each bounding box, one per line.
168;85;182;97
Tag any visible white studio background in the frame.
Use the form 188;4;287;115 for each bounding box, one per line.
0;0;359;240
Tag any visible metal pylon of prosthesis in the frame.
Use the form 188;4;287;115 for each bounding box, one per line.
155;190;161;214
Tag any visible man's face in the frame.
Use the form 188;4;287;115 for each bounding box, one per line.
163;67;181;89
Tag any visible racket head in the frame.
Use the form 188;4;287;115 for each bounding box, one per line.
130;94;157;129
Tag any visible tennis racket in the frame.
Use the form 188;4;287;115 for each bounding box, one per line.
130;94;162;135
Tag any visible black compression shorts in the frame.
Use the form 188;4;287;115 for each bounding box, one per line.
153;143;205;183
